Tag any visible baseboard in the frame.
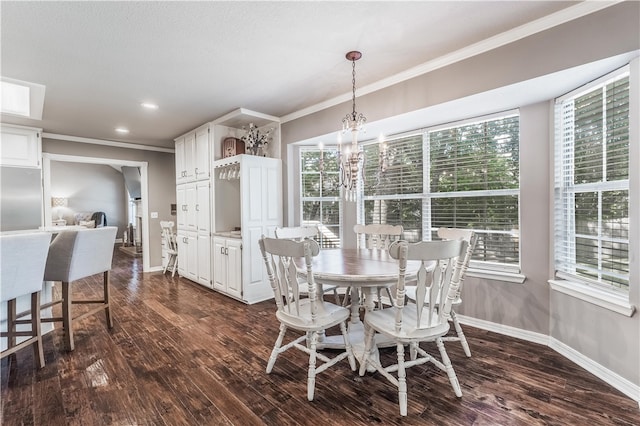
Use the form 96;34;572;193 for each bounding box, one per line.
457;315;549;346
147;266;164;273
548;337;640;405
457;315;640;406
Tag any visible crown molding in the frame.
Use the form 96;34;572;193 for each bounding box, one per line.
42;132;174;153
280;0;623;124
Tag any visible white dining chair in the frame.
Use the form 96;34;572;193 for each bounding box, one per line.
359;238;468;416
42;226;117;351
160;221;178;277
274;225;341;305
405;228;477;357
258;235;356;401
0;232;50;369
353;223;404;309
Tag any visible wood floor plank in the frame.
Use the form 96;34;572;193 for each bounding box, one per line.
2;248;638;425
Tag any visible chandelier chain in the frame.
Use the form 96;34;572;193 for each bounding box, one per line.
351;59;357;119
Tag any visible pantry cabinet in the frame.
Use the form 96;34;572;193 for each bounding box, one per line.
173;109;281;301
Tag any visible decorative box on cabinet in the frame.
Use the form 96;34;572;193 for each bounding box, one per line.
0;124;42;168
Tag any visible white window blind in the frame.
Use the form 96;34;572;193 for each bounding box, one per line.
427;114;520;265
554;70;630;290
359;113;521;266
362;133;424;242
300;148;341;248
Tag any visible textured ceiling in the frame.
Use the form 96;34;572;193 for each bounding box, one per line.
1;1;581;149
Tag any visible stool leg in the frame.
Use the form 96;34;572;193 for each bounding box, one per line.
6;299;17;350
62;281;74;351
103;271;113;329
31;292;45;368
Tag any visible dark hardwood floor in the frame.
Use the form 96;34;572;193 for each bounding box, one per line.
2;248;638;425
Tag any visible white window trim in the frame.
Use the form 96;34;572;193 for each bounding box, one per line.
468;268;526;284
549;279;636;317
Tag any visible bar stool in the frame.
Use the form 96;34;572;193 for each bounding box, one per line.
42;226;117;351
1;232;51;368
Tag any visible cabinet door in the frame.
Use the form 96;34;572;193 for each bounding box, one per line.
0;125;41;168
176;231;188;277
226;239;242;299
197;234;211;287
184;233;198;281
196;181;210;234
184;183;197;231
195;126;210;180
184;133;196;181
176;185;187;229
213;237;226;291
175;137;186;183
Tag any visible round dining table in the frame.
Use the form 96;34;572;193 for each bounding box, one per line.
295;248;424;369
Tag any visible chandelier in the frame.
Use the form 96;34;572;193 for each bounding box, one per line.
338;51;367;202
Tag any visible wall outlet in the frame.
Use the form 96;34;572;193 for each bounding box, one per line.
150;212;158;219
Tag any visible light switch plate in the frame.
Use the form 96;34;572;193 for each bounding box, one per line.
150;212;158;218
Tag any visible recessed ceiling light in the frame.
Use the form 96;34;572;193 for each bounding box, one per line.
115;127;129;134
141;102;158;110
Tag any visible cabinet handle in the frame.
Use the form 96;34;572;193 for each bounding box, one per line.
195;204;200;211
195;167;199;175
225;247;228;256
220;246;224;255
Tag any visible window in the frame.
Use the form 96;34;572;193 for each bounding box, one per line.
361;133;424;242
360;113;521;269
554;69;630;291
300;148;341;247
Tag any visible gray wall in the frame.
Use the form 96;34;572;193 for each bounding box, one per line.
50;161;127;237
42;138;176;269
280;2;640;389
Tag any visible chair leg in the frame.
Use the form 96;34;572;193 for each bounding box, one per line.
397;342;408;416
339;321;356;371
266;323;286;374
359;325;376;376
31;292;45;368
450;310;470;357
341;287;351;307
171;255;178;277
103;271;113;329
62;281;74;351
409;342;418;361
307;331;318;401
436;337;462;397
332;288;341;306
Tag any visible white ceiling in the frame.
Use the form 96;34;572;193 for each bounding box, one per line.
0;1;607;150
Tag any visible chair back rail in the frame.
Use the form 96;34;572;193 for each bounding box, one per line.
353;224;403;250
259;236;320;317
274;225;319;241
389;239;468;331
436;228;477;299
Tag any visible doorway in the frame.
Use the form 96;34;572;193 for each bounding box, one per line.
42;153;150;272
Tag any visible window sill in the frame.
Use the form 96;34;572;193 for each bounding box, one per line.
548;279;636;317
467;268;525;284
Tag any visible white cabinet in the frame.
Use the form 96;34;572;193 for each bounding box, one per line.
174;124;210;184
213;237;242;299
0;124;42;168
177;230;197;281
175;180;212;287
195;126;210;181
172;109;281;297
213;154;282;304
